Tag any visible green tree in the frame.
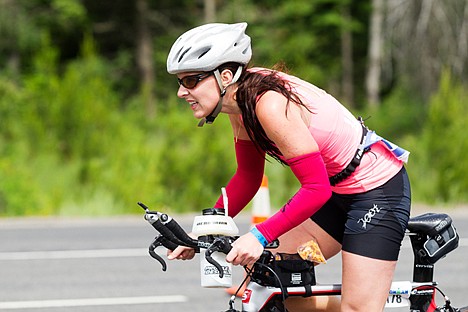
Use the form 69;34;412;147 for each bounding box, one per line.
423;71;468;202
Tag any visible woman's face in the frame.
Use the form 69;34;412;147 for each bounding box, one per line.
176;72;220;120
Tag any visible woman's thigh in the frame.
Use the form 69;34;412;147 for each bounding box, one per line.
341;251;397;311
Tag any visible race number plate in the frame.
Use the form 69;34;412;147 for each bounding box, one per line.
385;281;412;308
385;294;410;308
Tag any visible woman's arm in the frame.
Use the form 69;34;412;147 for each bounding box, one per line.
256;91;318;158
254;91;331;241
213;115;265;217
226;93;330;267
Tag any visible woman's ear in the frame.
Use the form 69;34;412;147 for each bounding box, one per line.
220;69;234;87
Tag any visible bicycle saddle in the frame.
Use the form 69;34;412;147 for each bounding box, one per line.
408;213;459;264
407;213;452;236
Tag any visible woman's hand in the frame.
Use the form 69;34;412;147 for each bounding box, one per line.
167;232;197;260
226;232;264;267
167;245;196;260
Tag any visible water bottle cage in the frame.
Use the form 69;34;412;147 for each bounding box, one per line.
197;235;238;249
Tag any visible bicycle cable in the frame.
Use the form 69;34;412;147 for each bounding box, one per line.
244;262;288;312
225;272;251;312
414;284;457;312
225;262;289;312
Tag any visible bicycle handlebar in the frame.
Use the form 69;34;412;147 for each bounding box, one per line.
139;202;235;277
139;202;199;248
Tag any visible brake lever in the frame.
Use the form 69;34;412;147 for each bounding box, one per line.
205;236;236;278
148;235;176;271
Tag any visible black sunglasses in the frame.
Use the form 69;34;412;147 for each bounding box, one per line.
177;72;213;89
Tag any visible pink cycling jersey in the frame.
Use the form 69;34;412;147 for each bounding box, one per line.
269;68;403;194
215;68;405;242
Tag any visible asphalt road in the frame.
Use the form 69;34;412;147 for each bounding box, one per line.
0;209;467;312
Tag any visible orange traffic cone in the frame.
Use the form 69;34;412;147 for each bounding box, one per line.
225;175;271;297
251;175;271;225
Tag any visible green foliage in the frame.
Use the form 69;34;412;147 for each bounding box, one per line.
359;73;468;205
1;1;467;216
149;105;236;212
0;156;43;216
49;0;87;29
0;35;238;215
419;72;468;203
358;84;426;139
251;0;367;91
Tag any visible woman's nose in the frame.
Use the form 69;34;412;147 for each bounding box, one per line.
177;85;189;98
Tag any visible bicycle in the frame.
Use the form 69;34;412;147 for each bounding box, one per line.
138;202;467;312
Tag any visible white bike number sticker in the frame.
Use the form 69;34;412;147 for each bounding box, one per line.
385;295;410;308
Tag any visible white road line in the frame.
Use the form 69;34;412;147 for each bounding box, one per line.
0;248;156;260
0;295;188;309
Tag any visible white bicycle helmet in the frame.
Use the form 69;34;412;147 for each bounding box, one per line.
167;23;252;127
167;22;251;74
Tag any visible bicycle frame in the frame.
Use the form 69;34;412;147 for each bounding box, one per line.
240;268;439;311
239;213;460;312
139;204;465;312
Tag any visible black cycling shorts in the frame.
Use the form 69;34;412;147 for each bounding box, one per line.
311;167;411;261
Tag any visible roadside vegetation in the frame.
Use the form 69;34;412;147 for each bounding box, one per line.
0;1;466;216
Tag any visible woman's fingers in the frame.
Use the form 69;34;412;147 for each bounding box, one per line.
167;245;195;260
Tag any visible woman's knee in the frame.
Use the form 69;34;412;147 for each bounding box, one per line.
341;251;396;311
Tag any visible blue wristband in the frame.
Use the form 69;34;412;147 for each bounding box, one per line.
250;226;269;247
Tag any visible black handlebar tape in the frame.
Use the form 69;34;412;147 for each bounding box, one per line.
140;203;197;248
160;235;200;254
162;216;199;248
158;235;179;251
150;218;190;247
149;217;200;252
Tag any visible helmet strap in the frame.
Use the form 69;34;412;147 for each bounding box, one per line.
198;66;243;127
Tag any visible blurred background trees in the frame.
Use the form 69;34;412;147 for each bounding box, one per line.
0;0;467;216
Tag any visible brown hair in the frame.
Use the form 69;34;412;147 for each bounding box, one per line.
234;65;309;165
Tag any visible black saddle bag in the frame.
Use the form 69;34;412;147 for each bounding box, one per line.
252;252;316;288
408;213;459;264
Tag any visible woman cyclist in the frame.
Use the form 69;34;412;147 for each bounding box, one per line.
166;22;411;312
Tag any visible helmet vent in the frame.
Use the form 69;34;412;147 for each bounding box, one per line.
197;47;211;59
178;47;191;63
166;23;252;74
